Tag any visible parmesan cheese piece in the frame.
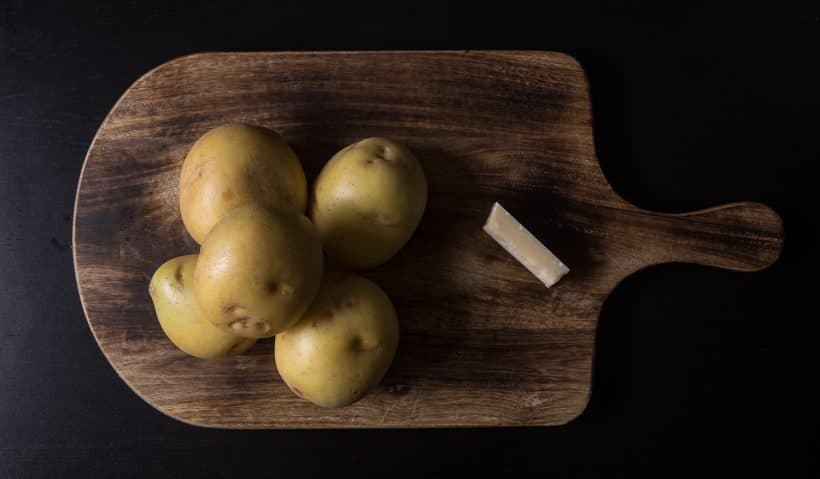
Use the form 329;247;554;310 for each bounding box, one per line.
482;202;569;288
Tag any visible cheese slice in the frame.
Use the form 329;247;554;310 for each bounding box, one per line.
482;202;569;288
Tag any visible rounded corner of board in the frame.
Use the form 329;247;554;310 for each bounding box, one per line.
559;401;592;427
145;400;222;429
553;51;585;69
126;51;224;93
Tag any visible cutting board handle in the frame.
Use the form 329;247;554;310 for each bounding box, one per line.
641;202;783;272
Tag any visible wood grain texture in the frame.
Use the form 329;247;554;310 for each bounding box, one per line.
73;51;783;428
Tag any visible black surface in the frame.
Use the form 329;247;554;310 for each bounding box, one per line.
1;1;818;476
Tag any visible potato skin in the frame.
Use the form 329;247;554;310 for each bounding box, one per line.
310;138;427;269
274;272;399;408
148;255;256;359
179;123;307;244
193;204;324;339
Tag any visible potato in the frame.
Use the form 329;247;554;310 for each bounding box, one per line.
275;272;399;408
149;255;256;359
193;203;323;339
310;137;427;269
179;123;307;243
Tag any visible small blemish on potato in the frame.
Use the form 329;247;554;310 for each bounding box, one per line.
230;317;250;330
330;296;346;310
222;189;235;201
224;304;238;313
229;317;269;334
266;280;294;296
174;264;184;286
357;211;399;226
351;337;379;353
313;311;333;327
350;336;364;352
180;162;205;192
226;341;243;356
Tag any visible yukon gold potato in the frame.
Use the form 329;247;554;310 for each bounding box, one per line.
193;204;323;339
275;272;399;408
149;255;256;359
310;137;427;269
179;123;307;243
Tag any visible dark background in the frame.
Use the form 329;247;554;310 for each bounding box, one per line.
1;0;818;476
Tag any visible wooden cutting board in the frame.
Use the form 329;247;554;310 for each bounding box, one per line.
73;51;783;428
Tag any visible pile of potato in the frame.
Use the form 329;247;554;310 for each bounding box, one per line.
148;124;426;408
